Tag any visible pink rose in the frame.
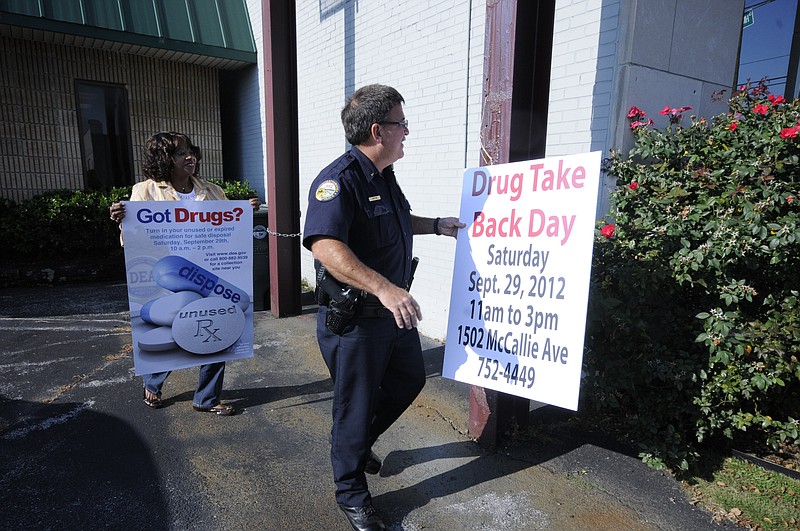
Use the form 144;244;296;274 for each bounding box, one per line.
753;104;769;115
627;106;646;119
768;94;786;106
601;224;616;238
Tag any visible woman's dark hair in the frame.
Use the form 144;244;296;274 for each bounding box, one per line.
142;132;202;182
341;84;405;146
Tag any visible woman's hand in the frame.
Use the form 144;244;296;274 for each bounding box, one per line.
249;197;261;210
109;202;126;224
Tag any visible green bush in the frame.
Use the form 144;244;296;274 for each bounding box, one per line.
586;80;800;471
208;178;258;200
0;178;258;265
0;187;131;264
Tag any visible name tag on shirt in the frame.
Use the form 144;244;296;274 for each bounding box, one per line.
369;195;381;202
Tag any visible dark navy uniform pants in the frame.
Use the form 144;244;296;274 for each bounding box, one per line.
317;309;426;507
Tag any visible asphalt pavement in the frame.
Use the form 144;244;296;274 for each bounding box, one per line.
0;281;739;530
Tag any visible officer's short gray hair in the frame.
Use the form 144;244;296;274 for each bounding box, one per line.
341;84;404;146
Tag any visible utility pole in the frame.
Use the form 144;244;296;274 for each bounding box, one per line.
262;0;302;317
471;0;530;451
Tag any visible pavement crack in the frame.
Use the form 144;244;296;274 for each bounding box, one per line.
418;403;471;437
43;345;132;403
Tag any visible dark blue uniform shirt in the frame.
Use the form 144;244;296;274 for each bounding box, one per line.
303;148;414;288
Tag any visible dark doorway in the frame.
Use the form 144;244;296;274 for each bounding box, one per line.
75;81;134;190
509;0;556;162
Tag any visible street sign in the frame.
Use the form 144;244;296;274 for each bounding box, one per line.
743;8;754;29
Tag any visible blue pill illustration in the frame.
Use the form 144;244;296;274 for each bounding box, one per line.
138;325;178;352
140;290;203;326
171;297;245;355
152;255;250;311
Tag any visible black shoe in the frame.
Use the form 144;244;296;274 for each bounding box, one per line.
364;450;382;475
338;504;386;531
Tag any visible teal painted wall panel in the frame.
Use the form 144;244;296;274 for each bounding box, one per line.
157;0;194;42
218;0;254;52
122;0;160;36
0;0;41;17
192;0;225;47
43;0;84;24
84;0;123;30
0;0;256;57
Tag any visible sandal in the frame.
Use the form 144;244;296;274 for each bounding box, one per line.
192;403;236;416
143;389;162;409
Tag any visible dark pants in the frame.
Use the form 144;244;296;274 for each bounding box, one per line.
317;310;426;507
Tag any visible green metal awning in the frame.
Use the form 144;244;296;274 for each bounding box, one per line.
0;0;257;69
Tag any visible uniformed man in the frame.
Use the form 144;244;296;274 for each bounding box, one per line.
302;84;462;531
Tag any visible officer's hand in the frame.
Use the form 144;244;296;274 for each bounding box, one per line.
377;284;422;329
438;217;465;238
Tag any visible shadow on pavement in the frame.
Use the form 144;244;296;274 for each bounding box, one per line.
0;281;129;317
374;440;535;521
421;343;639;463
158;379;334;411
0;398;168;530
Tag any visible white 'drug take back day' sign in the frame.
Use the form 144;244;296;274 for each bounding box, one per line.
442;152;602;411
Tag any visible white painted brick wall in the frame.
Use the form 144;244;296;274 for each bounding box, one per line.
243;0;741;343
241;0;268;197
252;0;620;340
296;0;485;340
547;0;620;159
548;0;621;220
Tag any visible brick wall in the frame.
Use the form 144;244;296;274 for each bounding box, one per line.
0;35;223;202
547;0;620;157
295;1;485;340
546;0;621;218
225;0;267;198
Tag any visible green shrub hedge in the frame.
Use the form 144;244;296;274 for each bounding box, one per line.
586;80;800;471
0;187;131;264
0;179;257;264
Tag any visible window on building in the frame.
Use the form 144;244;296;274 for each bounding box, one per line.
737;0;800;98
75;81;134;189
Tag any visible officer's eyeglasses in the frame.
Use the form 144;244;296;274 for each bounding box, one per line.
379;119;409;129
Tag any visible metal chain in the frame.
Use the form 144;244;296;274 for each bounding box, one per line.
266;228;302;238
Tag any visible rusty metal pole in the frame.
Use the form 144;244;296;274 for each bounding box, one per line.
262;0;301;317
479;0;516;168
470;0;530;451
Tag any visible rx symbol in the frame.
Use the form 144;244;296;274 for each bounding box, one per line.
194;319;222;343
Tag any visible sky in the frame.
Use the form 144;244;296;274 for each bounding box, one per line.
737;0;799;97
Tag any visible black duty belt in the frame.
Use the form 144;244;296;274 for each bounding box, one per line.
359;294;394;319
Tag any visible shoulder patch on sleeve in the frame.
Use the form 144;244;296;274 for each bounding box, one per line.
315;179;340;202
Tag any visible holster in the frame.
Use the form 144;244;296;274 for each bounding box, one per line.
325;291;361;334
313;257;420;332
315;260;364;335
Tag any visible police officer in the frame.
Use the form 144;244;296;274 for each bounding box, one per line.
303;84;462;531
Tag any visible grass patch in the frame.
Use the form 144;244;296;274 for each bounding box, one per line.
503;407;799;529
686;456;800;530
